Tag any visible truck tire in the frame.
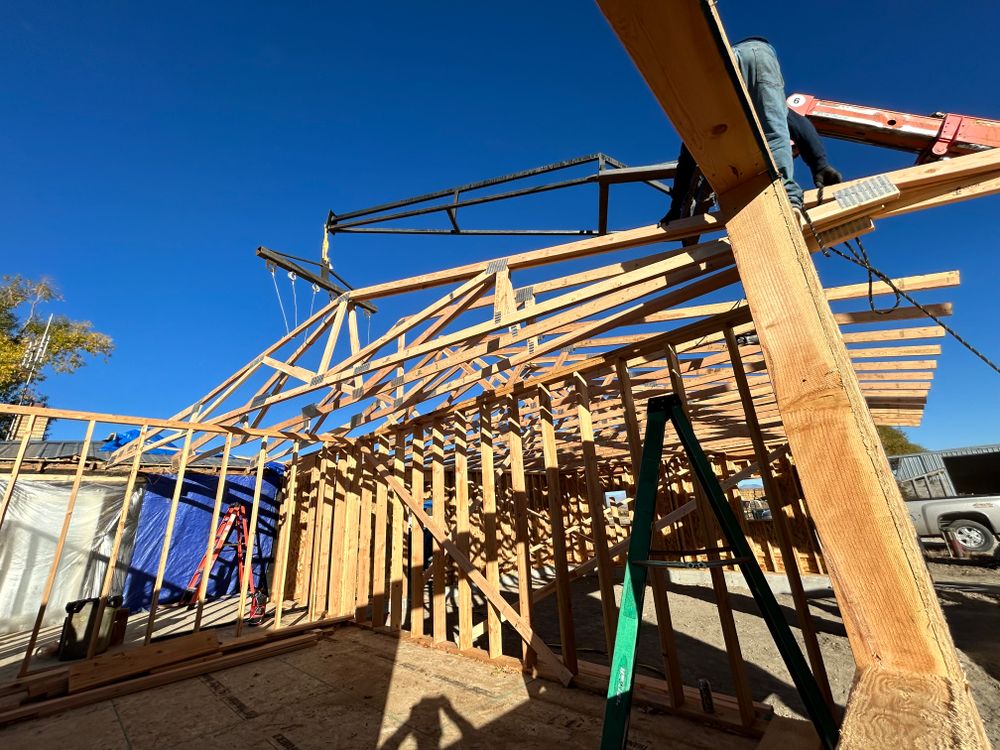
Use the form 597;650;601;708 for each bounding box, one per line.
947;519;996;554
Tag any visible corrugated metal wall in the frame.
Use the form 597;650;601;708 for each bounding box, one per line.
890;444;1000;499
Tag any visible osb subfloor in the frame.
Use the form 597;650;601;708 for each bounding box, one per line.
0;626;756;750
0;598;311;683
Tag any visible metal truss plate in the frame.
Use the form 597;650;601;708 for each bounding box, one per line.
815;217;875;249
515;286;534;304
834;175;895;209
486;257;509;275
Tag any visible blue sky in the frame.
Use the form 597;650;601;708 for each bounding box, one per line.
2;1;998;450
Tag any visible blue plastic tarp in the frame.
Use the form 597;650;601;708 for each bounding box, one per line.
122;468;284;612
100;429;178;455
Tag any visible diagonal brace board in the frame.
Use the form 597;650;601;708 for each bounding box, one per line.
357;445;575;686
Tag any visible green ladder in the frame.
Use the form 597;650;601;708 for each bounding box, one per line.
600;395;839;750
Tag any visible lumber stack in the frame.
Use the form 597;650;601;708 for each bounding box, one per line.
0;618;348;728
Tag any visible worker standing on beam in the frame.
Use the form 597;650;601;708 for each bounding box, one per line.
661;37;842;225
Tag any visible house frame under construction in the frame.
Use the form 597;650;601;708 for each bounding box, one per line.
0;2;995;747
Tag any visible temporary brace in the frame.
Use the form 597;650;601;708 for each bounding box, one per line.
600;395;840;750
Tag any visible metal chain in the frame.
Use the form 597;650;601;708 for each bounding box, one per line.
802;211;1000;377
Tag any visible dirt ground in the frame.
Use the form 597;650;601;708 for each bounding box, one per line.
526;558;1000;745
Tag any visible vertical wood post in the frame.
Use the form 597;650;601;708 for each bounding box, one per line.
273;439;300;630
145;428;194;644
409;425;426;636
430;421;448;642
235;437;268;637
505;394;536;668
453;410;474;650
20;420;96;676
573;372;619;658
724;327;833;704
478;398;502;657
538;385;577;674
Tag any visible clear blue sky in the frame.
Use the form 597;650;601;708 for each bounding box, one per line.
2;1;998;450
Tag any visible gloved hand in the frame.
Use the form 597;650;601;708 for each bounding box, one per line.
658;203;682;229
813;165;842;188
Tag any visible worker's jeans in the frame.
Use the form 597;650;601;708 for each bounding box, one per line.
733;40;803;209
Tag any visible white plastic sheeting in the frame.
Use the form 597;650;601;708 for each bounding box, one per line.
0;477;143;635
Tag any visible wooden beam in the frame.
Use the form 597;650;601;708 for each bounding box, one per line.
505;394;536;668
478;399;503;658
594;0;985;742
538;385;578;674
573;373;619;658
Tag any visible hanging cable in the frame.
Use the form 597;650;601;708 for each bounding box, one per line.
365;309;372;345
268;262;290;334
308;283;320;319
803;212;1000;377
288;271;298;329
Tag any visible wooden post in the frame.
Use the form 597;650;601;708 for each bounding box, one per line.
430;421;447;642
339;450;361;616
307;450;332;621
327;452;350;616
573;373;619;658
409;425;426;636
0;414;35;532
235;438;268;638
194;432;233;632
355;440;375;624
478;398;503;658
145;429;194;644
725;327;833;704
19;420;95;677
538;385;577;674
389;431;406;631
595;1;987;742
87;424;149;657
371;438;389;628
614;365;686;706
272;439;299;630
666;344;755;725
452;410;474;650
505;394;536;668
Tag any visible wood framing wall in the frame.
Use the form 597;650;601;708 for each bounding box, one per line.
2;3;999;737
282;440;826;611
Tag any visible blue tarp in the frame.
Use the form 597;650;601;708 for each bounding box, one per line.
122;468;284;612
100;429;178;454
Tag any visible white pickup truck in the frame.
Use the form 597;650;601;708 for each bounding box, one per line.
905;495;1000;555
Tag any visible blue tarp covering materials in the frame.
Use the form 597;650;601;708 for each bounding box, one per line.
122;468;284;612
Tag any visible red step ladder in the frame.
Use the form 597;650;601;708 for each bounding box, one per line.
179;504;266;626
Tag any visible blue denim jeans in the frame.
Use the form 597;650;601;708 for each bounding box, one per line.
732;40;803;209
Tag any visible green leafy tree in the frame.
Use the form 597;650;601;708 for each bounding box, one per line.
1;275;113;435
877;425;925;456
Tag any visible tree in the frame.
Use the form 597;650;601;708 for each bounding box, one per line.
877;425;925;456
1;275;113;435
